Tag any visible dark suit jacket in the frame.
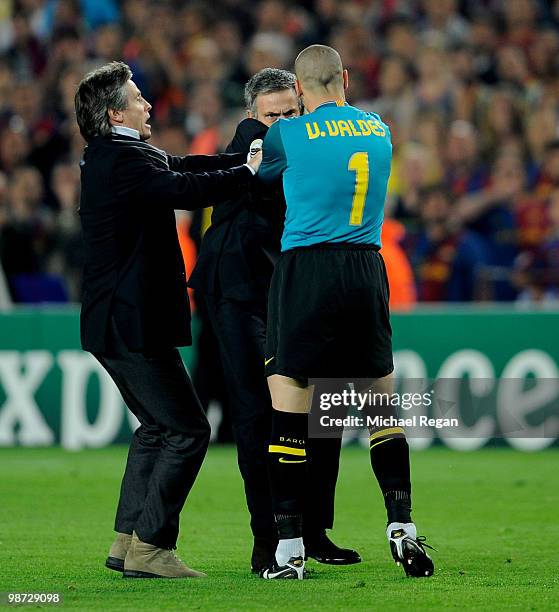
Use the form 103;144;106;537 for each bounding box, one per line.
189;118;285;303
79;133;251;353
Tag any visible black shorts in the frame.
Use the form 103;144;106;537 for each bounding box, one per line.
265;243;394;382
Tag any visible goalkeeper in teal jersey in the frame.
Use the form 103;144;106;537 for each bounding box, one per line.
258;45;434;581
259;93;391;251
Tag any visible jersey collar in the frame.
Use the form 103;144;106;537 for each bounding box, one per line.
314;100;348;111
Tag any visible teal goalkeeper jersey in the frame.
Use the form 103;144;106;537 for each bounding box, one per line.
259;100;392;251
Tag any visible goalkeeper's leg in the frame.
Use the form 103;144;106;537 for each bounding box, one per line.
367;374;434;577
260;375;311;580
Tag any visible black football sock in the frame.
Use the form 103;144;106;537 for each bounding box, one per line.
267;409;308;540
369;428;412;524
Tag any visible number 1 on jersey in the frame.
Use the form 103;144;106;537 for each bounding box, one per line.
348;152;369;226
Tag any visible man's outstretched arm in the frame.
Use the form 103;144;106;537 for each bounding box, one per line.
167;152;245;173
115;146;259;211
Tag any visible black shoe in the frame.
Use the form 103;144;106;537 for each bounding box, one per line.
251;536;277;573
304;530;361;565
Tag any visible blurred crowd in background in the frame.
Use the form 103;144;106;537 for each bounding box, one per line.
0;0;559;308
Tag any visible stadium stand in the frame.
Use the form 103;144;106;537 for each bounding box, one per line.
0;0;557;305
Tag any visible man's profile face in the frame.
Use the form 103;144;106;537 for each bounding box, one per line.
118;80;152;140
249;88;300;127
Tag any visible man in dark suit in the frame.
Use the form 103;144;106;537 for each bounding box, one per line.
75;61;262;579
189;68;360;572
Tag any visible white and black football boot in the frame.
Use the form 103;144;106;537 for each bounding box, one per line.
387;522;435;577
260;556;305;580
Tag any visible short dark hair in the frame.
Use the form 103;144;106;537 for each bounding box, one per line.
74;61;132;141
244;68;297;115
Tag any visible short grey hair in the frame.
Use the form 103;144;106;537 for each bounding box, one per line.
244;68;297;115
74;61;132;141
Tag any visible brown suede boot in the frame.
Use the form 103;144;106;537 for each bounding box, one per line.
123;532;206;578
105;532;132;572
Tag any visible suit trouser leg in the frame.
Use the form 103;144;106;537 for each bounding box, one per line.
205;294;275;539
304;377;347;532
205;294;343;536
113;400;162;536
94;326;211;549
305;436;342;531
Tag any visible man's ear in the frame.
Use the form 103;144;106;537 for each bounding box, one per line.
342;69;349;92
295;79;303;98
108;108;124;126
247;109;254;119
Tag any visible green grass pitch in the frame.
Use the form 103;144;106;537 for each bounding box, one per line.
0;445;557;611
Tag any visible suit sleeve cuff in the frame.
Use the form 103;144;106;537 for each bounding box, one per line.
243;163;256;176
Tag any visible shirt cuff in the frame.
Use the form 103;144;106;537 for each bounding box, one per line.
244;163;256;176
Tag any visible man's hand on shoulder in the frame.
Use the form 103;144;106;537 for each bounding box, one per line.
248;138;263;161
246;141;263;173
